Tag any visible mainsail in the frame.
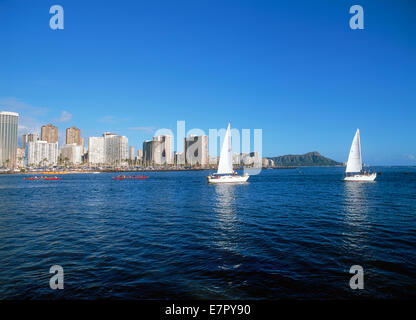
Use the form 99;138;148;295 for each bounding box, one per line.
217;123;233;174
346;128;362;173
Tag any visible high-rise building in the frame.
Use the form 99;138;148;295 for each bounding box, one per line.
142;135;173;166
240;152;261;168
0;111;19;168
136;149;143;162
129;146;135;161
103;132;116;139
154;135;173;165
22;133;39;150
233;152;241;165
26;141;58;167
41;124;58;143
142;140;152;165
66;126;82;145
88;137;105;166
60;143;83;165
96;132;129;166
184;135;208;167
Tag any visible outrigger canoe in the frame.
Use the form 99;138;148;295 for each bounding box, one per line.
24;177;61;180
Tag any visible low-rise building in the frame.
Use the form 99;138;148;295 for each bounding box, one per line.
174;152;185;166
16;147;25;168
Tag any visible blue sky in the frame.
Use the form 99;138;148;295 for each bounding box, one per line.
0;0;415;164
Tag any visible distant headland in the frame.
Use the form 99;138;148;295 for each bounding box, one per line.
267;152;343;167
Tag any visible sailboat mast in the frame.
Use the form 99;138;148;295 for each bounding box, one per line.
357;129;362;171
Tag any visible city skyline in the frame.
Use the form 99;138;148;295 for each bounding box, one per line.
0;0;415;165
2;111;265;168
2;109;415;167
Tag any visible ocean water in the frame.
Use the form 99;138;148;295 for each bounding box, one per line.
0;167;415;299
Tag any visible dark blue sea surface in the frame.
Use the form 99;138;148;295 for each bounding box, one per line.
0;167;415;299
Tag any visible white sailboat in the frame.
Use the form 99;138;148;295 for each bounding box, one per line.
207;123;249;184
344;129;376;181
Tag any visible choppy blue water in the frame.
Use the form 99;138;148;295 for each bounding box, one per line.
0;167;415;299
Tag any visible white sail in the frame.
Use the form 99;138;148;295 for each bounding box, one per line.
346;129;362;173
217;123;233;174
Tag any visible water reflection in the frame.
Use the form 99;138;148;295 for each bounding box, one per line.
343;182;369;222
341;182;371;252
213;185;236;214
212;184;239;252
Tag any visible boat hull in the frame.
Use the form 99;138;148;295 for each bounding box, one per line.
344;173;377;181
207;174;249;184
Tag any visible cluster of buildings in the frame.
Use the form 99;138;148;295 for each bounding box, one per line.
22;125;85;167
1;111;264;170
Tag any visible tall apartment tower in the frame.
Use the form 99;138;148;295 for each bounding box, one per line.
154;135;173;165
22;133;39;150
142;140;152;165
66;126;82;145
41;124;58;143
129;146;135;161
185;135;208;167
142;135;173;166
136;149;143;162
0;111;19;168
88;136;105;166
98;132;128;166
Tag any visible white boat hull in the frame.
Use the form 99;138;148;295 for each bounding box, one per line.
344;173;377;181
207;174;249;184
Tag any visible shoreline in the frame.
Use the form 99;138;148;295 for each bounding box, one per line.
0;166;304;175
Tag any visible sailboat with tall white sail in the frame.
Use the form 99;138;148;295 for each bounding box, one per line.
207;123;249;184
344;129;376;181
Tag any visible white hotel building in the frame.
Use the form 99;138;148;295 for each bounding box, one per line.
26;141;58;167
88;133;128;166
60;143;83;165
88;136;105;165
